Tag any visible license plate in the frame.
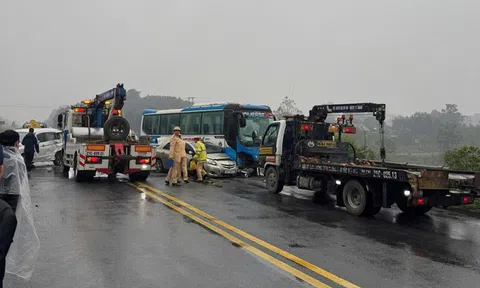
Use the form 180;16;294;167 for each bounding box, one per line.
224;170;236;175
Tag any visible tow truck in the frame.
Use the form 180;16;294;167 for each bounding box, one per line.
57;84;156;182
258;103;479;216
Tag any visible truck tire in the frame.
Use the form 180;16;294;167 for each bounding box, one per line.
54;151;63;166
265;166;284;194
73;156;85;182
62;152;70;177
104;116;130;141
129;171;150;182
342;180;372;216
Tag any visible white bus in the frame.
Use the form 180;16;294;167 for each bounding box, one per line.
140;102;275;169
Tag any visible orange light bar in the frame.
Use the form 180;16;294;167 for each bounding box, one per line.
86;144;106;151
135;145;152;152
82;100;93;104
328;126;339;133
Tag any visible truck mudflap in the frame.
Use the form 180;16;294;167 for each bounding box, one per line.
411;191;476;207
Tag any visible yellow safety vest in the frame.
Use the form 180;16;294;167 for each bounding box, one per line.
194;141;207;161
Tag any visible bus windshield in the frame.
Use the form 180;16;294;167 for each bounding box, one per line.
238;111;274;146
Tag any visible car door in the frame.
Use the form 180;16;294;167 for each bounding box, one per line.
42;132;57;161
35;132;47;161
53;132;63;155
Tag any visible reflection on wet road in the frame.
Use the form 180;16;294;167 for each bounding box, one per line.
5;167;480;288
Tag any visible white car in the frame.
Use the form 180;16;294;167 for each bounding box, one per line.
154;138;238;177
16;128;64;166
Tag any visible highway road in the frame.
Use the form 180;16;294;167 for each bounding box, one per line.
5;166;480;288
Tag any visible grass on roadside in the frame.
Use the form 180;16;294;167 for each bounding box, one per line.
453;199;480;213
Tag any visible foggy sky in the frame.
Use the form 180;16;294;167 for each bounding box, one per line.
1;0;479;123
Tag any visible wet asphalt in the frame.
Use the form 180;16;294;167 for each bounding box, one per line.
5;167;480;288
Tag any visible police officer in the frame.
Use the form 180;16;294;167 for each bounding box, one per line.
166;127;183;186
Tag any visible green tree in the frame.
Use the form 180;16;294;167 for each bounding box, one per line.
437;122;462;151
444;146;480;171
342;135;377;160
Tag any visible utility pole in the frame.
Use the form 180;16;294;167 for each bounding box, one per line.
186;97;195;106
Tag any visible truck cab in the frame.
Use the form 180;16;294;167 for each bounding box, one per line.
258;116;345;192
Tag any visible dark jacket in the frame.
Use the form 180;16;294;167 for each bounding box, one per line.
21;133;39;154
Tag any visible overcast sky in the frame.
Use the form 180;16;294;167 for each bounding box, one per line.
1;0;479;123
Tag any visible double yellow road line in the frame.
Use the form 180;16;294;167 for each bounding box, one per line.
128;182;360;288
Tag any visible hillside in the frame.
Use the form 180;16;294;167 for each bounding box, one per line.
44;89;191;133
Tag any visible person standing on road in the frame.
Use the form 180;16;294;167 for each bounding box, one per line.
178;134;189;183
0;130;39;287
193;137;207;182
166;127;183;186
21;128;39;172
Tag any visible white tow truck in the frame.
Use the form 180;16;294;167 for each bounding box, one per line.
57;83;156;182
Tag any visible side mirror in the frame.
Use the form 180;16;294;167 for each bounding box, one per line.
252;130;258;139
239;118;246;127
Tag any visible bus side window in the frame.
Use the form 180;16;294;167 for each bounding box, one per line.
202;111;224;135
180;113;202;134
142;115;154;134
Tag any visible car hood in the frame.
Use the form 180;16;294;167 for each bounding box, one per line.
208;153;233;161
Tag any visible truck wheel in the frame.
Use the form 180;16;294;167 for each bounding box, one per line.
104;116;130;141
73;157;85;182
129;171;150;182
54;151;62;166
342;180;371;216
62;155;70;177
265;166;284;194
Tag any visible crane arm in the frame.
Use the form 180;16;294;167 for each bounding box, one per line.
308;102;387;165
92;83;127;127
309;103;386;123
94;83;127;110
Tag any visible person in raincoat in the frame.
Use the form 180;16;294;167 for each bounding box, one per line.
193;137;207;182
165;127;184;186
0;130;40;287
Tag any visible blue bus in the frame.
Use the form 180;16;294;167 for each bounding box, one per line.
140;102;275;169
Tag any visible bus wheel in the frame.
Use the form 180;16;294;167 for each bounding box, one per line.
342;180;371;216
265;166;284;194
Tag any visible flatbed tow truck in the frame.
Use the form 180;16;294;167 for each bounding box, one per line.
57;84;156;182
258;103;479;216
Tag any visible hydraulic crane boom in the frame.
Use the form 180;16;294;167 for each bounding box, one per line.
308;102;387;165
94;83;127;110
92;83;127;127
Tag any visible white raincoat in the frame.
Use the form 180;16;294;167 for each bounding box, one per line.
0;147;39;280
